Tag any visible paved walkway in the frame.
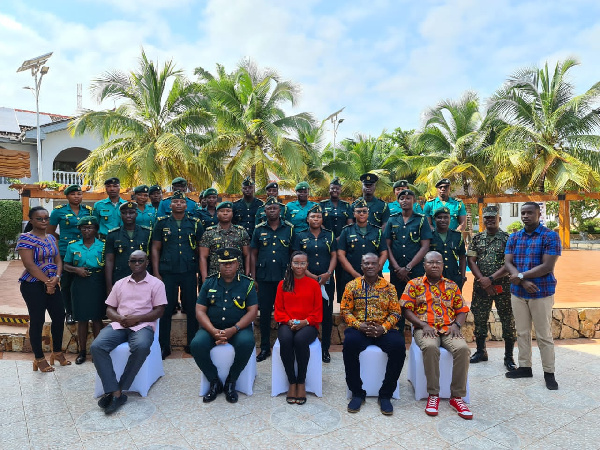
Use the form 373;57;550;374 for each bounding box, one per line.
1;340;599;449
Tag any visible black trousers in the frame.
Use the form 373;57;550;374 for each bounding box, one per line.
278;324;318;384
321;280;335;351
20;282;65;358
257;281;279;351
160;272;198;350
343;327;406;399
60;270;73;316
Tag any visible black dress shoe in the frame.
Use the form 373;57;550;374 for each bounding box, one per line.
104;393;127;415
256;349;271;362
469;350;488;363
504;355;517;371
75;353;86;365
66;314;75;325
161;348;171;360
203;379;223;403
224;378;238;403
506;366;533;378
97;393;112;409
322;350;331;363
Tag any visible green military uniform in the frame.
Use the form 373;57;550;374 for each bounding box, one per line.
430;229;466;288
200;218;250;277
250;204;293;351
233;197;263;238
423;197;466;231
190;267;258;384
64;235;106;321
467;228;515;341
255;203;287;225
104;224;152;283
388;201;423;216
135;204;156;228
157;195;199;217
320;198;351;238
284;200;317;233
196;208;219;229
152;207;205;351
93;197;126;238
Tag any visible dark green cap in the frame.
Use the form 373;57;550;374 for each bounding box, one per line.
264;196;281;207
433;206;451;217
265;181;279;190
216;201;233;211
483;205;500;217
217;247;241;263
397;189;415;199
134;184;149;194
171;177;187;186
330;177;342;186
104;177;120;186
352;198;368;209
119;201;137;211
393;180;409;189
148;185;161;194
295;181;310;191
204;187;218;196
435;178;451;188
64;184;81;195
77;216;98;227
172;191;187;200
307;204;322;215
242;176;255;186
360;173;378;184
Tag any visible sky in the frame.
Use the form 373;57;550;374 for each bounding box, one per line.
2;0;600;142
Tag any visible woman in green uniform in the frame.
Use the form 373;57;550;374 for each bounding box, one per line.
63;216;106;364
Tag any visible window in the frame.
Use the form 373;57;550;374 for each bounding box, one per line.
510;203;519;217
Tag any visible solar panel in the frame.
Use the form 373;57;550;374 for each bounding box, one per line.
15;109;52;127
0;107;21;134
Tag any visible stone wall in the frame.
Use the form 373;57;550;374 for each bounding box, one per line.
0;307;599;352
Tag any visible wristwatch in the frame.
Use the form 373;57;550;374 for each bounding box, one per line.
517;273;524;280
488;275;495;281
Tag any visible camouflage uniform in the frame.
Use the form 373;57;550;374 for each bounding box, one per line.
467;229;516;341
199;223;250;277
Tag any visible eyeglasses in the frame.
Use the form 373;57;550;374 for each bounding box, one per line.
128;259;147;265
425;261;443;266
355;209;368;214
291;261;308;267
33;217;49;222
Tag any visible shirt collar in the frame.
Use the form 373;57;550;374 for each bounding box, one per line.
126;272;149;284
423;274;443;286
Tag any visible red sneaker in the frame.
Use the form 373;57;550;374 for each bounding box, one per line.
449;397;473;420
425;395;440;416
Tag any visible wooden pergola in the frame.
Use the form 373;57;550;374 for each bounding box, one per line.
11;184;600;250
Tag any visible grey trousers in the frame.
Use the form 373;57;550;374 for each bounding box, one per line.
91;325;154;394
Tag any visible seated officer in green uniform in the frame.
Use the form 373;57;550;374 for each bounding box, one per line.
195;187;219;229
250;196;294;362
148;185;162;211
255;181;287;225
423;178;467;232
48;184;93;325
93;177;126;239
388;180;423;216
133;185;156;229
384;189;432;329
191;247;258;404
350;173;390;230
152;191;205;358
429;207;466;289
285;182;316;233
63;216;106;365
232;176;264;238
199;201;250;282
337;198;388;299
156;177;199;217
104;201;153;291
320;177;353;238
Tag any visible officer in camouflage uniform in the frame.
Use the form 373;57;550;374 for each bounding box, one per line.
48;184;93;324
104;201;152;291
429;207;466;289
466;205;516;370
199;201;250;282
190;247;258;404
232;176;264;238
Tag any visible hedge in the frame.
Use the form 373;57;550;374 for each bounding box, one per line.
0;200;22;260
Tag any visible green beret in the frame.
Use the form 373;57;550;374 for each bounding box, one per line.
217;247;241;263
483;205;500;217
119;201;137;211
172;191;186;200
397;189;415;199
64;184;81;195
433;206;451;217
264;196;282;207
216;201;233;211
352;198;368;209
148;185;161;194
330;177;342;186
435;178;451;188
77;216;98;227
204;187;218;196
295;181;310;191
134;185;149;194
307;204;322;215
171;177;187;186
265;181;279;190
393;180;409;189
360;173;378;184
242;176;254;186
104;177;120;185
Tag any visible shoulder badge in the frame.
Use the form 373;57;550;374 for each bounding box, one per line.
68;239;78;244
107;227;120;234
141;225;152;231
54;204;65;210
83;205;93;211
206;225;217;231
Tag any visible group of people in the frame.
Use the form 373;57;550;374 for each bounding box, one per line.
16;172;561;417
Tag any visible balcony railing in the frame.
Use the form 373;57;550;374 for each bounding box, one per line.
53;171;87;186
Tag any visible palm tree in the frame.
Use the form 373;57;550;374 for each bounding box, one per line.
194;59;315;193
71;50;216;188
408;91;500;197
488;58;600;193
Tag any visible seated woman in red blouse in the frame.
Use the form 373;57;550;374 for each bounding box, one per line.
274;251;322;405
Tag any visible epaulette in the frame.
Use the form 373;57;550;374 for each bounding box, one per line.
68;239;78;244
189;216;201;223
413;212;424;217
256;220;267;227
321;226;333;233
341;223;355;230
141;225;152;231
239;274;254;281
233;224;245;230
206;225;217;231
390;211;401;217
54;204;66;210
371;223;382;229
83;204;93;211
155;216;168;221
107;227;120;234
206;273;218;279
283;220;294;227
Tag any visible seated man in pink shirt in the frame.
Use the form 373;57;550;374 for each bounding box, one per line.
91;250;167;415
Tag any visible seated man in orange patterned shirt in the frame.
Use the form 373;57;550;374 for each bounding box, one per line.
401;251;473;420
341;253;405;416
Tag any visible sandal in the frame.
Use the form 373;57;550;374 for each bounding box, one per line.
49;352;72;366
33;357;55;372
286;396;297;404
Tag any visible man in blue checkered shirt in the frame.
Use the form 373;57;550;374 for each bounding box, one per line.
504;202;561;390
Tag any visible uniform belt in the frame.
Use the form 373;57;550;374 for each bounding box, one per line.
86;268;104;273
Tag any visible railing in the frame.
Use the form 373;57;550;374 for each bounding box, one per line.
53;171;86;186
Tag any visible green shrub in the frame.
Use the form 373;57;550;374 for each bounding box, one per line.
545;220;558;230
506;221;524;233
578;218;600;233
0;200;23;260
